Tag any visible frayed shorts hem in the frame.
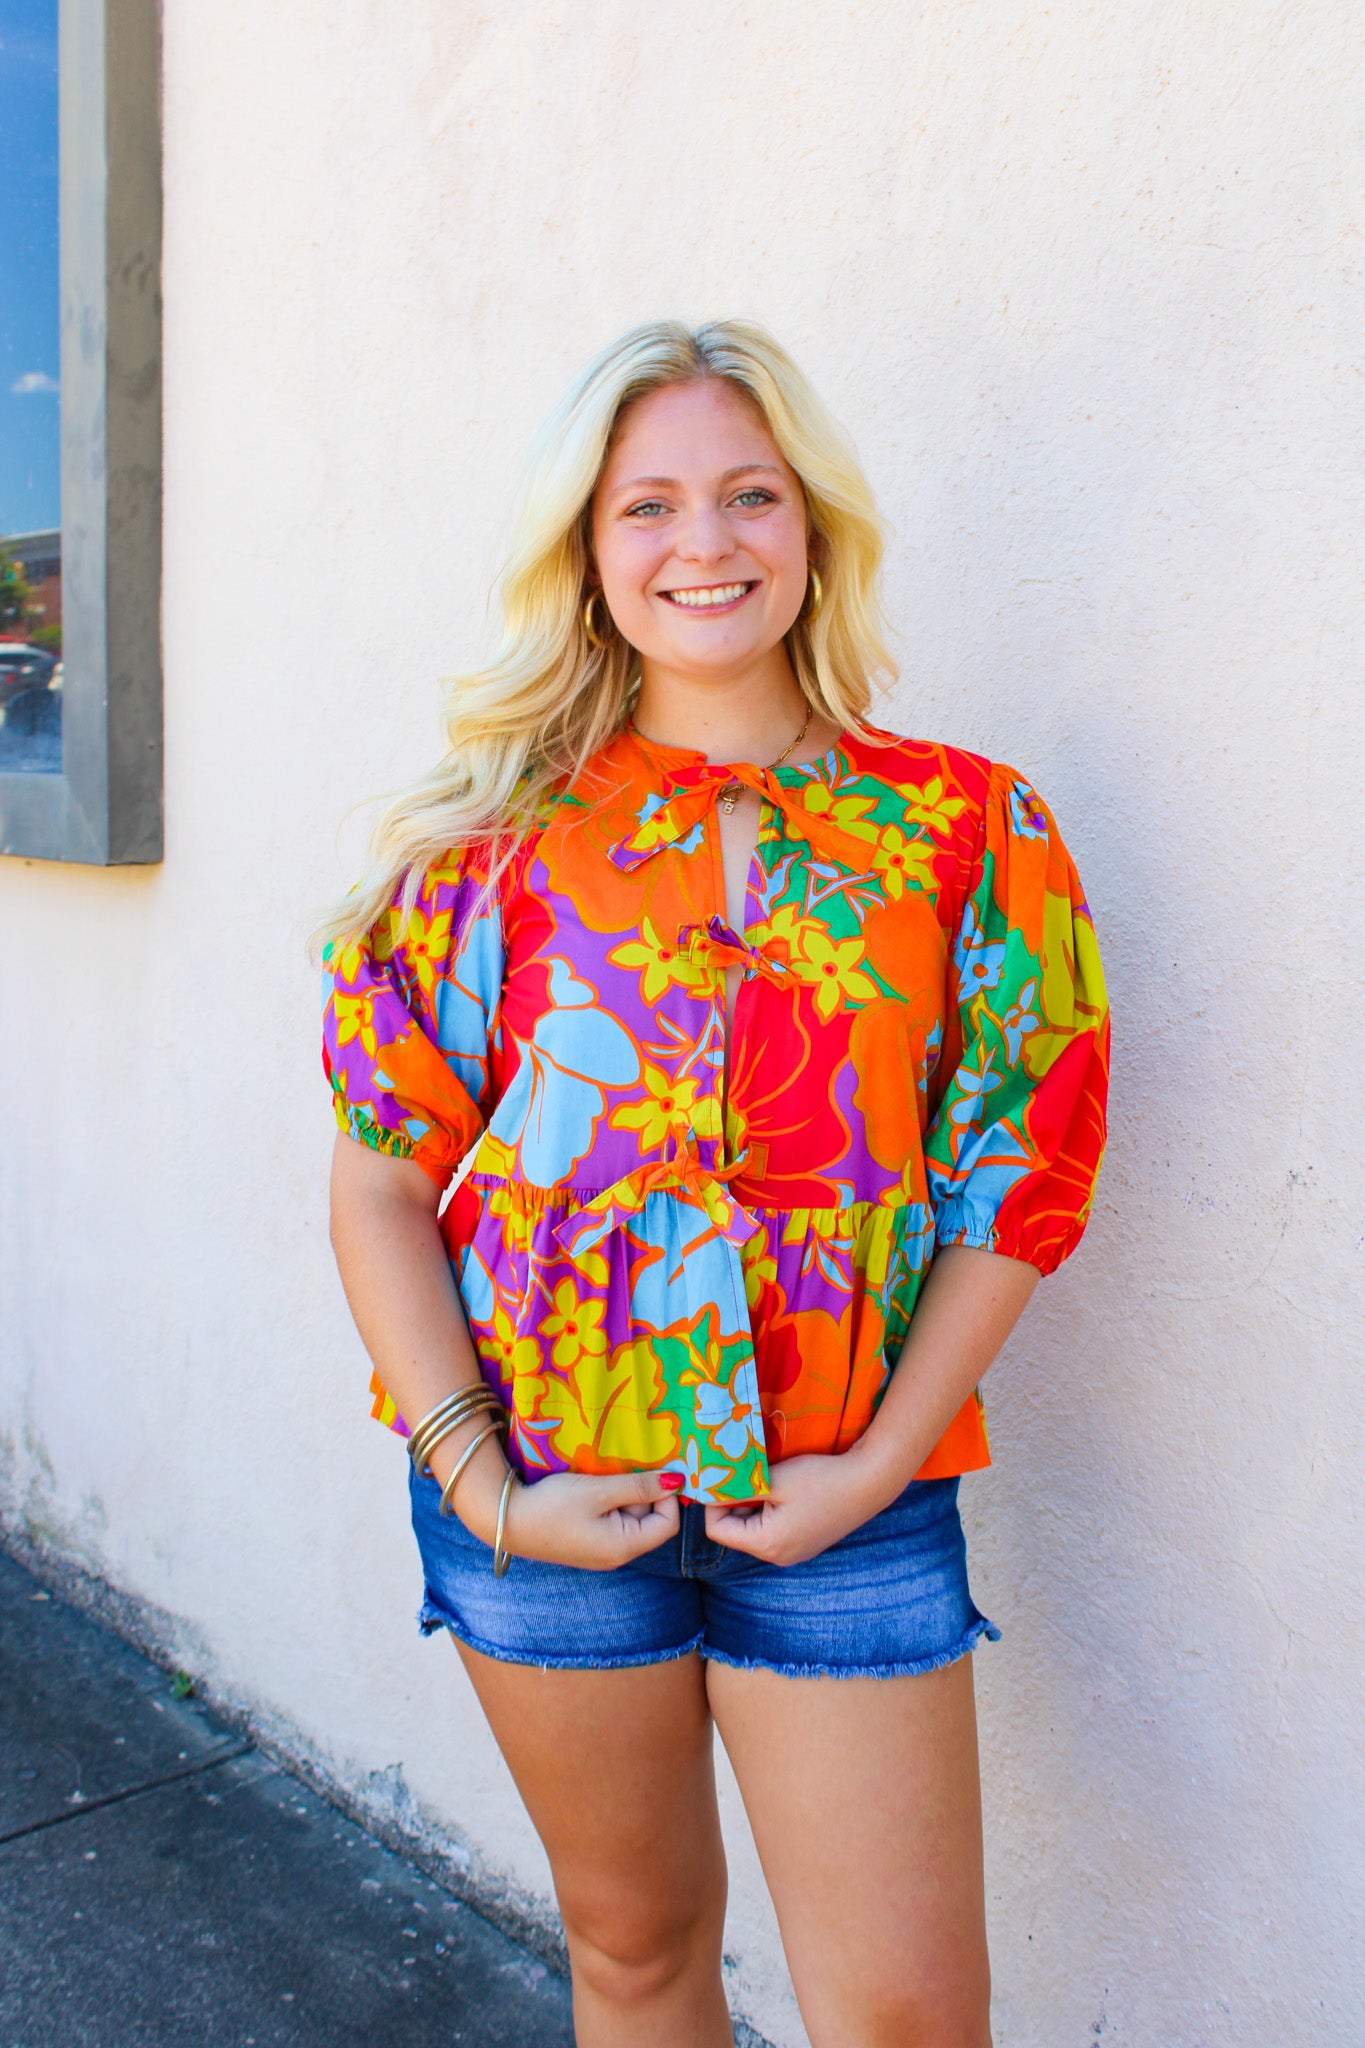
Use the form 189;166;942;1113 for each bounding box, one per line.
419;1596;1000;1679
419;1597;708;1671
697;1612;1001;1681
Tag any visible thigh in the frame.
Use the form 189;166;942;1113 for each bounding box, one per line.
455;1641;727;1949
707;1653;991;2048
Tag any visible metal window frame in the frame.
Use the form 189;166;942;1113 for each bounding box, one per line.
0;0;162;865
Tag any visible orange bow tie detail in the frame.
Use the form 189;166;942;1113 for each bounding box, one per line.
553;1130;758;1261
608;762;876;876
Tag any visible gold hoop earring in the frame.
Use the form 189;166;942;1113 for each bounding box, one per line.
583;590;607;648
803;568;823;622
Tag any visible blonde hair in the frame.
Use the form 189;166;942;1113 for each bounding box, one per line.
319;318;895;952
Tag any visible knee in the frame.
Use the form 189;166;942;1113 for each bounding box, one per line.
867;1977;992;2048
563;1889;723;2008
809;1966;991;2048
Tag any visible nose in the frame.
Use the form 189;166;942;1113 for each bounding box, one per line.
673;502;737;567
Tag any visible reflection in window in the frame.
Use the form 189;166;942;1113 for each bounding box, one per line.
0;0;61;774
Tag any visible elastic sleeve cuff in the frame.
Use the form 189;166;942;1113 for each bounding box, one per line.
332;1095;415;1159
933;1208;1055;1276
332;1093;460;1188
934;1219;999;1254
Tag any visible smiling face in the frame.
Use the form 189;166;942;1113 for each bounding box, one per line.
589;378;812;692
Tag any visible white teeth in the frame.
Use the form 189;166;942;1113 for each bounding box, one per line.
666;583;750;608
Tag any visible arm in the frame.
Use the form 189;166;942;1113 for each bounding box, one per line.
329;1134;681;1568
704;1244;1037;1566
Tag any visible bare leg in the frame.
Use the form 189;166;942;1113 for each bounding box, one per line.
454;1641;734;2048
708;1652;991;2048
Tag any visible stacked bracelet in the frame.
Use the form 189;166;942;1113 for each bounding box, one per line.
493;1467;519;1579
437;1420;505;1519
407;1383;505;1479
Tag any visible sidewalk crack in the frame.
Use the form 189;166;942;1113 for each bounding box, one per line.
0;1742;253;1847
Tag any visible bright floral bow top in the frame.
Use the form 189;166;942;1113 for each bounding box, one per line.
322;725;1109;1503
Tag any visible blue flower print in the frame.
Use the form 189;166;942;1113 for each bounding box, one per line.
695;1360;765;1461
668;1438;729;1502
1001;978;1042;1066
954;901;1007;997
435;909;504;1105
948;1051;1004;1134
491;958;640;1185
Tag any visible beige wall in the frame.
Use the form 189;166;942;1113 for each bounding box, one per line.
3;5;1362;2041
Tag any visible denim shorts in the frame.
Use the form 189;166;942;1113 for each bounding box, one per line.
409;1466;1000;1680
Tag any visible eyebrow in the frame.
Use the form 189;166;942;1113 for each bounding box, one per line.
609;463;784;498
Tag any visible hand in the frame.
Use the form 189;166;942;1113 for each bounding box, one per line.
450;1441;684;1571
703;1451;883;1568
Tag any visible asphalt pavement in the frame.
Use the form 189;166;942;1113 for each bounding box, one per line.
0;1546;575;2046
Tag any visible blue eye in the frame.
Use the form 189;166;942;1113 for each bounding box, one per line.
733;488;776;508
625;500;667;518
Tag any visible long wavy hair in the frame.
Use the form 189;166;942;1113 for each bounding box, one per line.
318;318;895;952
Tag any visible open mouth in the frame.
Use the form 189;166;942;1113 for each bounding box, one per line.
659;581;757;613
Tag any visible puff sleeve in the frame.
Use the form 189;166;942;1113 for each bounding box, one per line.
321;852;504;1189
923;765;1109;1275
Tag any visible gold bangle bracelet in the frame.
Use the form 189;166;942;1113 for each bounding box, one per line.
493;1467;519;1578
437;1419;506;1520
407;1385;498;1468
410;1395;497;1473
407;1386;500;1476
412;1399;500;1480
408;1393;479;1475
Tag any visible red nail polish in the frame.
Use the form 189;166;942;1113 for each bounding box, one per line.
659;1473;684;1492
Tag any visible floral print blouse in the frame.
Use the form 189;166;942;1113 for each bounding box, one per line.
322;724;1109;1504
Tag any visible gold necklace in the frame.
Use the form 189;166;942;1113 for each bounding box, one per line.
717;708;813;813
629;706;816;813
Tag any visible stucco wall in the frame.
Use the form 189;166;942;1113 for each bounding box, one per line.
2;5;1361;2042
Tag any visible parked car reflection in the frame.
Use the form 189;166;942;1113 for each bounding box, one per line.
0;644;63;772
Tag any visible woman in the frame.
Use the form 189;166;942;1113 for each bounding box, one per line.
322;320;1108;2048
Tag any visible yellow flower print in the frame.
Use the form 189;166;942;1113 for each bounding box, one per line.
797;784;879;840
898;774;968;840
332;990;380;1057
629;801;688;852
747;902;808;957
370;906;451;994
741;1224;777;1308
525;1342;674;1469
330;940;367;984
611;1063;700;1152
478;1303;542;1384
791;930;878;1021
870;826;937;900
609;917;705;1003
541;1280;610;1370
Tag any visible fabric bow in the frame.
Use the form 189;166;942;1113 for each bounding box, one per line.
552;1129;759;1259
608;762;875;875
678;915;792;987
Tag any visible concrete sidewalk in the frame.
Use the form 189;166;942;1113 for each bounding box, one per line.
0;1547;575;2046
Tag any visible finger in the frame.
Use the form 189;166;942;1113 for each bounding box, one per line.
703;1500;763;1537
586;1467;681;1515
705;1505;769;1553
608;1492;680;1553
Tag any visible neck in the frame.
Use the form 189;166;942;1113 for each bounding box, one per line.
633;649;813;766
